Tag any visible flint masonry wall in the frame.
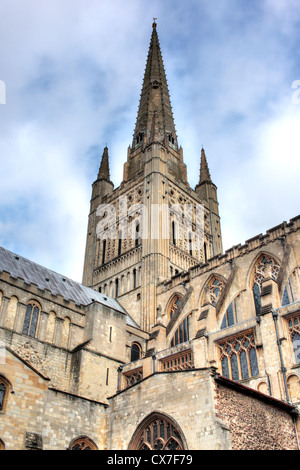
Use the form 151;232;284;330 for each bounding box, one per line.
215;378;299;450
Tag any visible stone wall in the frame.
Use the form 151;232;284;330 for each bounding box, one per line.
0;348;107;450
107;368;232;450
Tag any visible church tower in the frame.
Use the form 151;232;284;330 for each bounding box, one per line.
82;21;223;331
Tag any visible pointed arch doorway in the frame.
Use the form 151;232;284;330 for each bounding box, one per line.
128;412;187;450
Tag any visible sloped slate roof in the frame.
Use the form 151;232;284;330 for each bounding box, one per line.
0;246;139;328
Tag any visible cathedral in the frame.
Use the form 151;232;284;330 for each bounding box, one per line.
0;21;300;451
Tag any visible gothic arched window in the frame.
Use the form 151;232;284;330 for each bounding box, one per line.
129;413;186;450
69;437;97;450
204;276;225;306
218;331;259;381
252;254;280;316
253;254;280;287
22;302;40;338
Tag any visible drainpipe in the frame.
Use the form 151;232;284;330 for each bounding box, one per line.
265;370;272;397
152;353;156;374
117;365;123;393
272;309;291;404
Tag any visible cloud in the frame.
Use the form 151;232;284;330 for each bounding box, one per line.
0;0;299;281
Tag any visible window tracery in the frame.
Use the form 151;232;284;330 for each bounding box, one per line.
69;437;97;450
124;367;143;388
218;331;259;381
129;413;185;450
205;276;225;306
252;254;280;316
253;254;280;288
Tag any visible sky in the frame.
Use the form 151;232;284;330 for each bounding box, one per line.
0;0;299;282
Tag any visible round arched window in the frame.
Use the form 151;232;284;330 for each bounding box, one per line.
131;342;142;362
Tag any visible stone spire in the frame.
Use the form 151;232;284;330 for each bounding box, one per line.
132;20;178;148
97;146;111;182
199;147;212;184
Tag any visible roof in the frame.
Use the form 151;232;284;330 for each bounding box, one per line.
0;245;139;328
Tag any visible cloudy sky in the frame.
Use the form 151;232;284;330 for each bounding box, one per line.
0;0;299;282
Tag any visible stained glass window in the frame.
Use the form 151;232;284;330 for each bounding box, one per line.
218;332;259;381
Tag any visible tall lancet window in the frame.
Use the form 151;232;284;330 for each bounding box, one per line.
22;302;40;338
